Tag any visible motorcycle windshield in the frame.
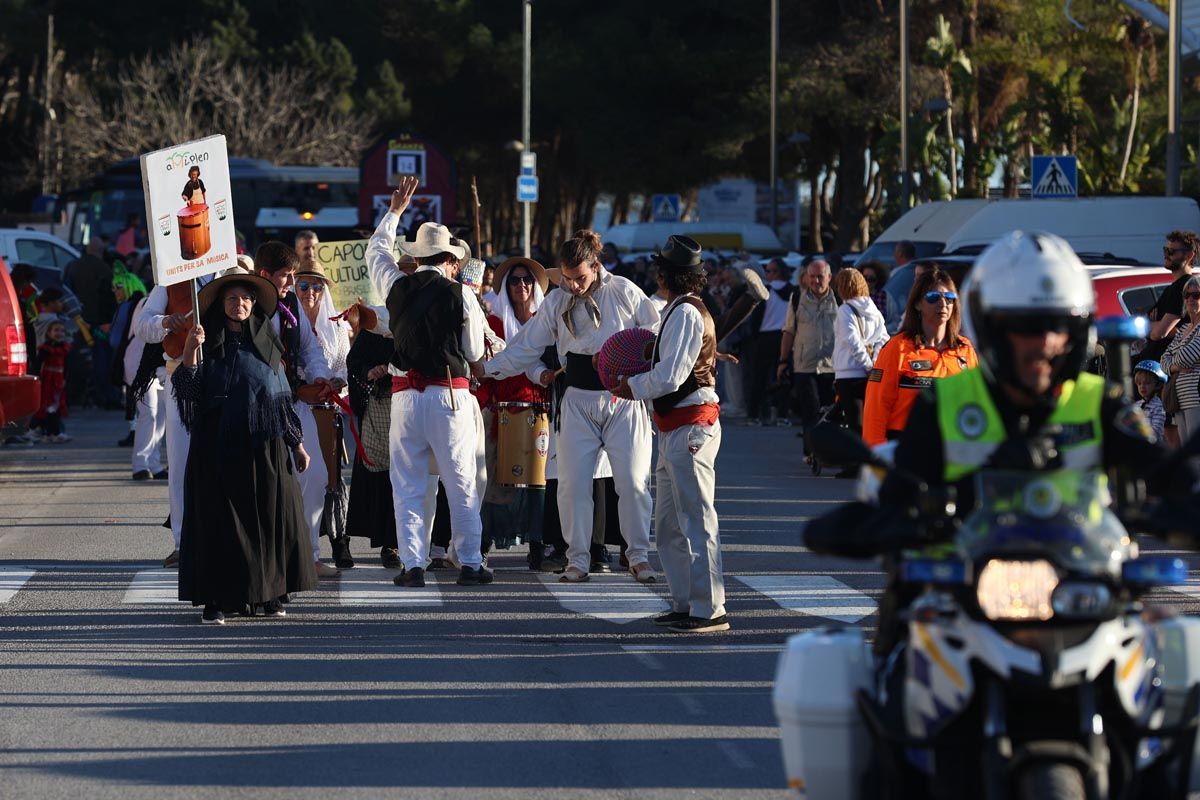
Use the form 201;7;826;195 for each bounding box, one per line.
958;470;1132;577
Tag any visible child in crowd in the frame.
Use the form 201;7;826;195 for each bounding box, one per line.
32;288;79;346
1133;359;1168;443
34;321;72;443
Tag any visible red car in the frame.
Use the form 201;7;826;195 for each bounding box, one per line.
0;256;39;428
1088;266;1174;318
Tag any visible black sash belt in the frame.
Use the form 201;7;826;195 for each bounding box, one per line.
564;352;605;391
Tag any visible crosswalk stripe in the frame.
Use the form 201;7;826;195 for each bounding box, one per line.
537;573;668;624
339;566;443;606
0;567;35;603
122;569;184;604
734;575;875;623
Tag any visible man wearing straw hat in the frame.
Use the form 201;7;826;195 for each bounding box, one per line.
611;235;729;633
362;177;491;588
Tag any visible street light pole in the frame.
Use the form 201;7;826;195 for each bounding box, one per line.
522;0;532;257
1167;0;1181;196
769;0;779;234
900;0;911;209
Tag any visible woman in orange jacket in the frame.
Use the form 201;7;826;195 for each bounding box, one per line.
862;268;978;447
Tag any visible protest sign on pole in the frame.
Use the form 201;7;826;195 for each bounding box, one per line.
315;239;404;311
139;135;237;287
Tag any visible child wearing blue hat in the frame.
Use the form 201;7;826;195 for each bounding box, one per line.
1133;359;1169;442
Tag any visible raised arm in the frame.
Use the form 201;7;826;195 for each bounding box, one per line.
367;177;419;301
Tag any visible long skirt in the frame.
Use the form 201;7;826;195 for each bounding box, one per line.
178;412;317;609
346;455;398;550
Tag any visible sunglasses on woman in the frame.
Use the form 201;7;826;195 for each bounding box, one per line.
297;281;324;293
509;275;536;286
924;290;957;304
1185;291;1200;300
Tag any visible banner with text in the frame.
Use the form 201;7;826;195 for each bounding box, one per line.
316;239;406;311
140;135;237;287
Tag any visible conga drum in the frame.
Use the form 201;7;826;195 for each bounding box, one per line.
177;204;211;260
496;402;550;487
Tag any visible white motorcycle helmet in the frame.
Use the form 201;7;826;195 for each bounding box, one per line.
961;231;1096;404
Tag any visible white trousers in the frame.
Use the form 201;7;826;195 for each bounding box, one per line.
557;387;653;574
655;420;726;619
132;376;167;474
163;372;190;549
293;402;330;560
389;387;483;570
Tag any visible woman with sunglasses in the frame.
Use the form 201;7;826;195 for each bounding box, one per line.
862;269;978;448
293;261;354;569
1161;275;1200;443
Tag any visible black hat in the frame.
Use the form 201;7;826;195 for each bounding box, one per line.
654;235;704;273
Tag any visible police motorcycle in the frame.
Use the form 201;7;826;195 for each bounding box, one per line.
774;315;1200;800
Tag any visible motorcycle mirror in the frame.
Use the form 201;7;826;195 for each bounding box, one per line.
808;422;879;468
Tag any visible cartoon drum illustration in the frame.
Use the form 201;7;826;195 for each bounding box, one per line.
177;204;211;260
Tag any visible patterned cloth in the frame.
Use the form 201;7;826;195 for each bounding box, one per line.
1140;395;1167;442
597;327;657;391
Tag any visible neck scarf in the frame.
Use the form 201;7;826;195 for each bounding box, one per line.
493;272;546;340
562;270;603;337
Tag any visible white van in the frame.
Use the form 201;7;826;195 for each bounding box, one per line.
602;222;786;254
857;197;1200;266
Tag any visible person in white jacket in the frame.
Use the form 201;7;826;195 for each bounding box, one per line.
831;268;888;438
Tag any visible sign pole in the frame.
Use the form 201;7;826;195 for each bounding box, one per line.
189;277;202;364
522;0;532;258
1167;0;1181;196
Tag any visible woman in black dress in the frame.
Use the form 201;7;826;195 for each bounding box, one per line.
173;272;317;624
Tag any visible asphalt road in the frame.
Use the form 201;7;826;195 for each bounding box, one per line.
4;409;1196;799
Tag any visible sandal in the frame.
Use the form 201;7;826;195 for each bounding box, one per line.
558;567;590;583
630;562;658;584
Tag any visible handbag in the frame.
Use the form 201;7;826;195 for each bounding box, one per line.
1162;375;1182;414
360;386;392;473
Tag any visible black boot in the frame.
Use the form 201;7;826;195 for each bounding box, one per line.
331;536;355;569
527;543;544;571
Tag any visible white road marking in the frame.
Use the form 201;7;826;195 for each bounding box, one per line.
537;573;668;624
339;566;443;606
735;574;876;623
121;570;183;604
0;567;35;603
622;644;783;654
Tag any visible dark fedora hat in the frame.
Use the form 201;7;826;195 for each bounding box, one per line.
654;235;704;272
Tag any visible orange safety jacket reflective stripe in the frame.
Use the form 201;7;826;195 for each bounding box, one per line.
862;332;978;447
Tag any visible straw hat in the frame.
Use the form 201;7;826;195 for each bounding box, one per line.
494;256;549;294
295;261;332;285
545;267;563;288
398;222;468;260
198;270;279;319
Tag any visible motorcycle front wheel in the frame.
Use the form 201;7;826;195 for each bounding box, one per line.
1016;762;1086;800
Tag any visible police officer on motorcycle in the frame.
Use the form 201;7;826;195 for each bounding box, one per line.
806;230;1200;655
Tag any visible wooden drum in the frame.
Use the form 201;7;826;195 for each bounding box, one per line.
178;204;212;260
496;401;550;488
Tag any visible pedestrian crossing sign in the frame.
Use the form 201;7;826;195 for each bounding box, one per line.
651;193;682;222
1031;155;1078;198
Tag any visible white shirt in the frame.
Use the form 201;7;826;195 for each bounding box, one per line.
759;280;790;332
276;297;332;383
649;293;669;317
483;268;659;380
365;212;485;365
628;295;718;408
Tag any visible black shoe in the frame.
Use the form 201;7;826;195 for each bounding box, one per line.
331;536;355;569
527;545;544;571
262;598;286;617
456;565;494;586
379;547;401;569
668;614;731;633
153;469;169;481
118;432;135;447
201;606;225;625
590;546;612;573
654;610;691;627
132;470;152;481
394;567;426;587
542;549;568;571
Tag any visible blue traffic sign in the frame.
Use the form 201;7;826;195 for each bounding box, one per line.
651;193;682;222
517;175;539;203
1031;155;1077;198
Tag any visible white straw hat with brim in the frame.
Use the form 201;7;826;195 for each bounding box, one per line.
198;272;279;319
495;256;549;295
399;222;468;260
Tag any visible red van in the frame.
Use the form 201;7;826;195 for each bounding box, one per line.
0;256;39;428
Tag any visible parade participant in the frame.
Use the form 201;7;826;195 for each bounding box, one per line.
862;268;977;447
477;229;660;584
481;256;551;566
365;177;491;588
112;272;167;478
34;321;72;443
173;271;317;625
109;267;147;450
293;260;354;568
132;278;197;567
612;236;729;632
256;242;337;579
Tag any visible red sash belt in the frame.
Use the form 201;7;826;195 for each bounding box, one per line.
392;371;471;394
653;402;720;433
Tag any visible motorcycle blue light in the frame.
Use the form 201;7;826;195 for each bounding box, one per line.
1096;315;1149;342
901;558;969;585
1122;556;1189;587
